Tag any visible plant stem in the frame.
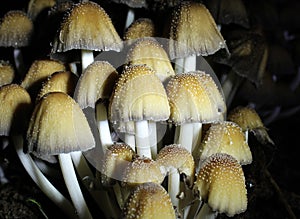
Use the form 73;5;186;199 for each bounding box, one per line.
135;120;151;158
13;135;77;219
58;153;93;219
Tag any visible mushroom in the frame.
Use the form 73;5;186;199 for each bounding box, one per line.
0;84;77;218
0;60;15;86
166;71;226;153
126;37;175;84
121;156;165;205
26;92;95;219
195;121;253;167
123;182;176;219
0;10;34;78
125;37;175;156
74;61;119;152
194;153;248;218
168;1;228;73
36;70;78;102
156;144;195;216
123;18;156;44
20;59;66;97
109;65;170;158
96;142;135;218
227;106;274;145
51;1;123;73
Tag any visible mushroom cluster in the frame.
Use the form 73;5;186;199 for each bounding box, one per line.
1;0;287;218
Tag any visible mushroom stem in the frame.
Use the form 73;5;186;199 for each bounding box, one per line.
135;120;151;158
177;123;193;152
124;133;136;151
192;123;202;153
58;153;93;219
12;135;77;219
149;121;157;159
81;49;94;73
13;48;26;78
221;70;243;107
125;8;135;30
174;55;196;74
96;103;113;153
168;167;181;213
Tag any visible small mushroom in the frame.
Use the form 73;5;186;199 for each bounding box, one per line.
194;153;248;217
156;144;195;215
123;182;176;219
123;18;156;43
228;106;274;145
195;121;253;166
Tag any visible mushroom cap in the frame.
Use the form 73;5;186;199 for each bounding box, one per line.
124;18;156;41
101;143;135;185
194;153;247;217
198;121;252;165
52;1;123;53
228;106;274;145
126;37;175;83
122;156;165;186
0;10;34;48
0;61;15;86
74;61;118;109
26;92;95;155
168;2;227;59
156;144;194;182
227;106;265;132
123;182;175;219
109;64;170;123
37;71;78;101
0;84;32;136
166;71;226;125
21;59;66;91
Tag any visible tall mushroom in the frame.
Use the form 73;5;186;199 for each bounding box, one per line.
0;84;77;218
109;64;170;158
166;71;226;153
51;1;123;73
168;1;227;73
26;92;95;219
0;10;34;78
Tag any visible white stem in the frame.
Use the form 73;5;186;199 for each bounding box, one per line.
148;121;157;159
195;203;218;219
96;103;113;153
125;8;135;30
13;48;25;77
124;133;136;152
174;58;185;74
245;130;249;143
168;167;180;213
192;123;202;153
135;120;151;158
178;123;194;152
183;55;196;73
81;49;94;73
13;135;77;219
58;153;93;219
